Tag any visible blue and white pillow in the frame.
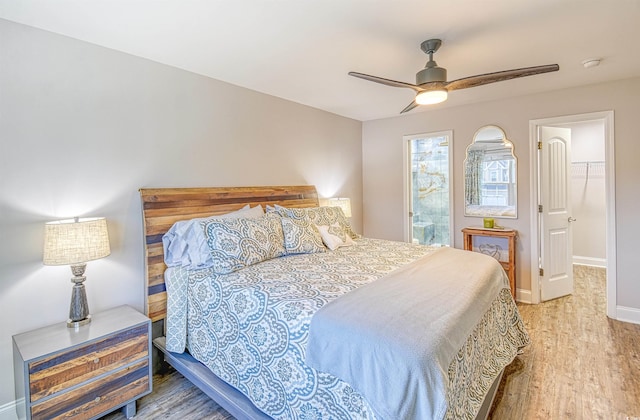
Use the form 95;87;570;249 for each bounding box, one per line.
162;205;264;269
270;204;358;239
281;215;326;255
202;214;286;274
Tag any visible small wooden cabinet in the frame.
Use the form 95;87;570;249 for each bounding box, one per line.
13;305;152;420
462;227;517;298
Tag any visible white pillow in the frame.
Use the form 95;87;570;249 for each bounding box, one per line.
316;223;356;251
162;205;264;268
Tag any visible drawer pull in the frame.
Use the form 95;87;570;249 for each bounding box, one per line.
93;358;100;364
94;396;101;403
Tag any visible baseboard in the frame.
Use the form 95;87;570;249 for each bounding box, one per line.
572;256;606;268
515;288;532;304
0;400;18;420
615;305;640;325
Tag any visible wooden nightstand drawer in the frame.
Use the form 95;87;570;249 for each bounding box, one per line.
13;306;152;420
28;325;149;402
31;359;149;420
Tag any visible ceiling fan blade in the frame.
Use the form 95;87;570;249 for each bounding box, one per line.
445;64;559;91
415;81;447;91
400;100;419;114
349;72;420;91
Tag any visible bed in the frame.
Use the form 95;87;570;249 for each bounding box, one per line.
140;185;529;420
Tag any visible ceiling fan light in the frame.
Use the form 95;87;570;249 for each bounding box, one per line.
415;90;448;105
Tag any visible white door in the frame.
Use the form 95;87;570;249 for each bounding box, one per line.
539;126;574;301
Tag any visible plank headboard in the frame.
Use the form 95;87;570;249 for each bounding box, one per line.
139;185;319;322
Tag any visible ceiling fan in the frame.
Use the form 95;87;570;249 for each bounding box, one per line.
349;39;559;113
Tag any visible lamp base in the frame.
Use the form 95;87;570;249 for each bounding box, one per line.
67;315;91;328
67;263;91;329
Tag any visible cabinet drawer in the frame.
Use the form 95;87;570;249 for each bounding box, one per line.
30;359;149;420
28;324;148;402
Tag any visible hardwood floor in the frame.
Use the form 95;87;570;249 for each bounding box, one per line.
490;265;640;419
103;265;640;419
102;365;234;420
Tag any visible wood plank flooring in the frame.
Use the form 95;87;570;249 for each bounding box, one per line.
102;364;234;420
490;265;640;419
103;265;640;419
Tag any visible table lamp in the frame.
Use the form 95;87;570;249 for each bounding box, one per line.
43;217;110;328
327;197;352;218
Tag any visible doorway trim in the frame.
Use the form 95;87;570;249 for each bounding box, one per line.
529;111;616;318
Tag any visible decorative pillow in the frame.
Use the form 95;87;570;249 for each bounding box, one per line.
162;205;264;269
316;222;356;251
202;214;286;274
270;204;358;239
280;215;326;255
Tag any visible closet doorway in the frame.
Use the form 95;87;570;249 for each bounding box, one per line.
529;111;616;318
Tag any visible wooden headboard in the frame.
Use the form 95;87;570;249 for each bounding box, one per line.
139;185;319;322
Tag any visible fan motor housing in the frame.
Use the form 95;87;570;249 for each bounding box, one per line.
416;66;447;85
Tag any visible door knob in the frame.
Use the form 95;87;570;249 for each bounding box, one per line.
568;217;577;222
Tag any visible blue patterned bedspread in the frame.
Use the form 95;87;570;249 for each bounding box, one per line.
165;238;528;419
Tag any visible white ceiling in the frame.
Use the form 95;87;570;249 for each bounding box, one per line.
1;0;639;121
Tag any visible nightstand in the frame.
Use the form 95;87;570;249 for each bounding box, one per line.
12;305;152;420
462;226;517;298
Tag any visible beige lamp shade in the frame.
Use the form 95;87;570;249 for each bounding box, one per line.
43;217;111;265
327;197;352;218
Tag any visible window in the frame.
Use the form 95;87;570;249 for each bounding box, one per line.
480;159;514;206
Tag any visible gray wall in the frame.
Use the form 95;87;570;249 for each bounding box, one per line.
362;77;640;313
0;19;362;408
